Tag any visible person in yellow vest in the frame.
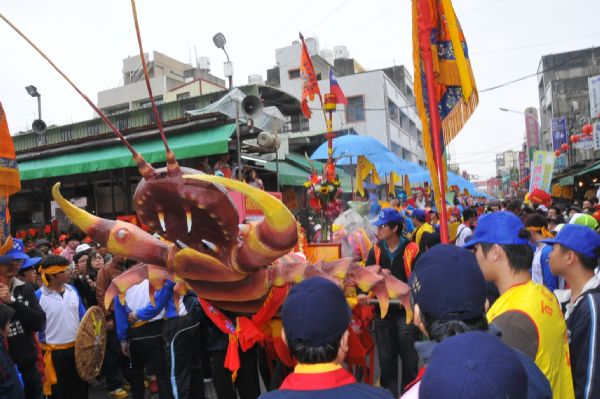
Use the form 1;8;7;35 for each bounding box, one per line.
365;208;420;397
463;211;575;399
410;209;434;249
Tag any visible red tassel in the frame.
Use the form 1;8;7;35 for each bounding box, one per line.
237;317;265;352
224;334;240;382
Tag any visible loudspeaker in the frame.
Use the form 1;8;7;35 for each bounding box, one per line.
32;119;47;135
241;95;262;117
257;131;280;152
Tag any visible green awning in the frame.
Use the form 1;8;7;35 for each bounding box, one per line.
575;161;600;177
264;162;311;187
558;176;575;186
264;159;352;191
18;124;236;181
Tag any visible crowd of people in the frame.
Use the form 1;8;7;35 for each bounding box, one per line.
1;190;600;399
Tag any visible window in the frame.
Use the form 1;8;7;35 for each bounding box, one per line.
116;117;128;131
177;92;190;101
288;69;300;79
388;99;400;125
290;113;309;132
87;122;101;136
346;96;365;122
61;128;72;141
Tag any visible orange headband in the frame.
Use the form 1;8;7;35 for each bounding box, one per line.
41;265;69;286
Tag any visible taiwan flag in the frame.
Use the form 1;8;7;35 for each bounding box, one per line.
329;69;348;105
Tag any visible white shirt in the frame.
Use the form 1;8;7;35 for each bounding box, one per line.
455;224;473;247
37;284;83;345
125;280;164;322
531;244;545;285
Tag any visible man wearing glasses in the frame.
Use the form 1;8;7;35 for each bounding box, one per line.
365;208;420;397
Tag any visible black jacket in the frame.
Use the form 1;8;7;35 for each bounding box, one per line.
8;279;46;367
0;340;24;399
567;285;600;399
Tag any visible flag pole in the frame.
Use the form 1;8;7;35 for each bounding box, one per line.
417;0;449;243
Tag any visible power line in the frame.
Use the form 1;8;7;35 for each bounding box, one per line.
306;0;353;33
272;0;313;38
472;31;600;56
480;48;593;93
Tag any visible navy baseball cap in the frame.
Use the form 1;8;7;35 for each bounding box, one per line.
409;245;486;321
462;211;529;249
7;238;41;269
373;208;403;226
411;209;426;222
420;332;527;399
282;277;350;347
541;223;600;259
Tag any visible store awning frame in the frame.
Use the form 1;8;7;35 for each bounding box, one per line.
18;124;236;181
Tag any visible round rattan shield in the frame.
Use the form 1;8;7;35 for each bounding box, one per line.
75;306;107;382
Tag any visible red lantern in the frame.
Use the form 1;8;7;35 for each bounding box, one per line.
561;143;569;152
28;228;38;238
44;224;51;234
582;124;593;135
570;135;580;143
554;150;561;156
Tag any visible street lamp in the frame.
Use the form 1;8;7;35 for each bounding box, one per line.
213;32;233;90
25;85;42;120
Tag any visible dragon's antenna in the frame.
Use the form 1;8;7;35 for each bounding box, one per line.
129;0;180;176
0;12;156;180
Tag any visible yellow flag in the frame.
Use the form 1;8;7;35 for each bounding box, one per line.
372;168;382;185
355;156;373;196
403;175;411;196
389;172;400;195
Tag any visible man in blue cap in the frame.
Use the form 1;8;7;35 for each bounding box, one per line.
463;211;574;398
542;224;600;398
0;238;45;399
259;277;393;399
401;244;551;398
365;208;420;396
418;332;528;399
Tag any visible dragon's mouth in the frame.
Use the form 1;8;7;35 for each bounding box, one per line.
133;167;239;262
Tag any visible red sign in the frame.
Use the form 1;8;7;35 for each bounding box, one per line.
229;191;283;223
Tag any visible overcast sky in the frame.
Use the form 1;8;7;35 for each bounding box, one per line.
1;0;599;179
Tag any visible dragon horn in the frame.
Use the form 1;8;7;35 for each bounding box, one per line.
183;175;295;234
52;183;111;236
0;236;13;256
52;183;171;266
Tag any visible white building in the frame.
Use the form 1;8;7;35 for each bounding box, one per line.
266;39;425;166
97;51;226;115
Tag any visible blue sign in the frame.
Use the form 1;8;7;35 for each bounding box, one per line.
552;117;567;151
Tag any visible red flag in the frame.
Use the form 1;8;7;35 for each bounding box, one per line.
329;69;348;105
299;33;322;118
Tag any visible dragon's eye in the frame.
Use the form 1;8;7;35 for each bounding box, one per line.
116;229;128;240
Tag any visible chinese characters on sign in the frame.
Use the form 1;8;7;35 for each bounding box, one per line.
529;151;555;193
551;117;567;151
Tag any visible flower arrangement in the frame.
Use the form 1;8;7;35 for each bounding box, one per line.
304;163;343;242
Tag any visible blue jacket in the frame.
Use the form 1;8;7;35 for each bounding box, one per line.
567;286;600;399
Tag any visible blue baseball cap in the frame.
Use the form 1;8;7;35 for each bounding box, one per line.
373;208;403;226
410;245;486;321
282;277;350;347
7;238;41;269
541;224;600;259
462;211;529;249
420;332;527;399
411;209;426;222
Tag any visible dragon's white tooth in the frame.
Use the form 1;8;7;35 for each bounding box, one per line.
185;209;192;234
202;239;218;253
158;211;166;232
